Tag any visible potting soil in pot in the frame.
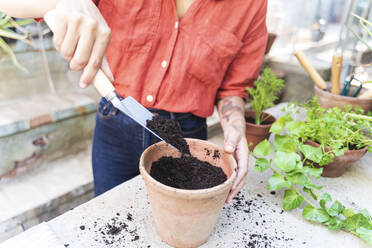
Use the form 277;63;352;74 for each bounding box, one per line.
245;116;272;125
146;116;227;190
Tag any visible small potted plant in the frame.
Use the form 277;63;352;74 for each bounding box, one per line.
298;99;371;177
261;98;371;178
245;67;284;150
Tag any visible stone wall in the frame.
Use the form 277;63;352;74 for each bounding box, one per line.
0;92;99;179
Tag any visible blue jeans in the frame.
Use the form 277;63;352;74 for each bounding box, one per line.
92;98;208;196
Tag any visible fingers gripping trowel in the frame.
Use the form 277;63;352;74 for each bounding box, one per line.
44;9;163;141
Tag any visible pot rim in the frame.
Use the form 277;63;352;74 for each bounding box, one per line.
314;85;372;103
245;109;276;128
139;138;237;199
304;139;369;155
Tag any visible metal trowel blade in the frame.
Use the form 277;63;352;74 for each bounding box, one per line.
111;96;163;141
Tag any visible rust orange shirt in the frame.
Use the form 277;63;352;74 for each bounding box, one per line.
95;0;268;117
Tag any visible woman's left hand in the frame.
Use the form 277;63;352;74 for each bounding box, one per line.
223;120;249;203
217;96;249;203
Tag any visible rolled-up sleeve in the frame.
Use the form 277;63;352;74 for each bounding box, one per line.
216;0;268;100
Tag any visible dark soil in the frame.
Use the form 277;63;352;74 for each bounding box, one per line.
246;117;272;125
146;116;190;154
150;156;227;189
78;212;147;247
213;149;221;159
225;192;296;248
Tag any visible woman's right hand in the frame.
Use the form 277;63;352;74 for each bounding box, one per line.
52;0;114;87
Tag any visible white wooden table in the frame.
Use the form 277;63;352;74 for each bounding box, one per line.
46;104;372;248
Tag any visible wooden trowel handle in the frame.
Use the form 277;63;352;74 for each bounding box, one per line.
44;9;115;98
331;54;342;94
295;51;327;90
358;89;372;99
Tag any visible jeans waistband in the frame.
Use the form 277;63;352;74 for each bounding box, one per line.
115;95;195;120
148;109;196;120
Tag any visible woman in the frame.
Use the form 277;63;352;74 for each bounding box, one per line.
0;0;267;203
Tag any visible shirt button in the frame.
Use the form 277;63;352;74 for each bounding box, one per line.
161;60;167;68
175;21;179;29
146;95;154;102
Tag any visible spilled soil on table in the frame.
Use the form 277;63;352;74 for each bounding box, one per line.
76;212;145;247
146;116;227;189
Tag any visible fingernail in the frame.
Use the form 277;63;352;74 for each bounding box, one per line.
79;82;87;88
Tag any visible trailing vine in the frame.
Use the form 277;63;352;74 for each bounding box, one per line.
252;101;372;245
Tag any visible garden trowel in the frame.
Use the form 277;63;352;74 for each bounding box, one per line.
44;10;163;141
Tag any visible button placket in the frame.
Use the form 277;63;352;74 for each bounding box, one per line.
148;19;180;105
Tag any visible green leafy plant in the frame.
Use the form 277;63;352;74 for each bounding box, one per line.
246;67;284;125
350;13;372;52
0;12;34;71
300;98;372;157
252;102;372;244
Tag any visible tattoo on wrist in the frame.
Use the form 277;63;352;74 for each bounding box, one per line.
220;99;243;122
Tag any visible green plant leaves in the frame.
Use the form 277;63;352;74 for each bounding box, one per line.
287;172;307;186
345;214;372;231
327;201;344;217
300;97;372;155
268;173;291;190
305;167;323;178
253;140;271;157
286;121;304;136
283;189;304;211
302;205;330;223
360;209;371;219
254;158;269;172
320;193;332;209
270;117;285;134
343;208;356;218
299;143;323;163
273;151;300;172
356;227;372;245
327;217;345;231
246;67;284;125
303;187;318;200
0;37;27;72
0;14;33;72
273;135;297;153
321;193;332;202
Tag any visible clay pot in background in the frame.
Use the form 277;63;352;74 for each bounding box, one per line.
265;33;277;55
245;110;276;151
305;140;368;178
314;85;372;114
140;138;237;248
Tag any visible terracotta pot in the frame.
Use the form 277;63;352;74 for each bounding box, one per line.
265;33;277;55
314;85;372;114
245;110;276;150
139;138;237;248
304;140;368;177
